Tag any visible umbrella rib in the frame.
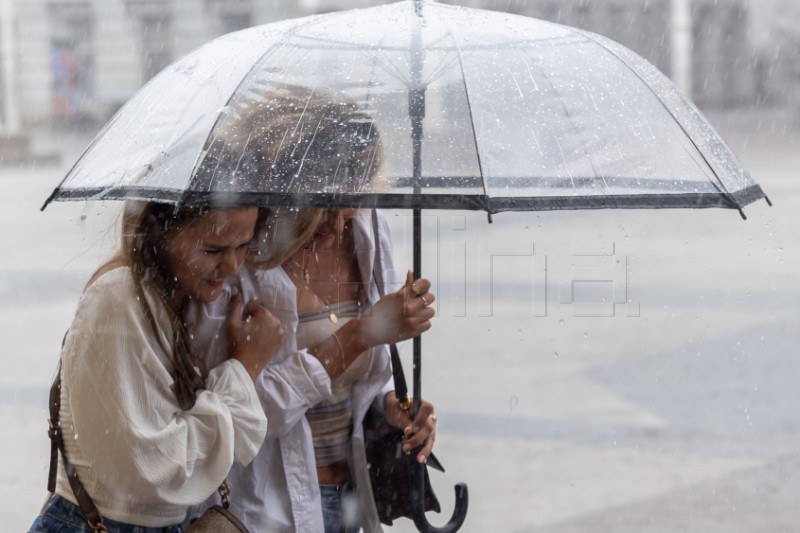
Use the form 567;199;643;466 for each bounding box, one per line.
415;32;461;87
358;45;385;191
362;33;456;89
574;29;740;203
423;53;460;88
442;20;490;206
288;116;324;192
674;130;726;194
520;46;603;192
362;47;411;88
361;35;385;106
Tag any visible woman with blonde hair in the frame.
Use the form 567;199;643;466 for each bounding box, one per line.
187;85;438;532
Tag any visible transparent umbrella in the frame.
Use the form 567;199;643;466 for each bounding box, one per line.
42;2;770;531
43;1;767;214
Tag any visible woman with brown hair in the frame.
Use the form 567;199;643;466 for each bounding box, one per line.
29;201;284;533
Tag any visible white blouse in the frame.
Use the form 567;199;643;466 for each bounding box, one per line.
55;267;267;528
186;209;400;532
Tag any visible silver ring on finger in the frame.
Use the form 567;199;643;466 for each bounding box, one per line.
420;295;430;307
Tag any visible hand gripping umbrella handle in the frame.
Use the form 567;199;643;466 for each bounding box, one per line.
410;462;469;533
373;210;469;532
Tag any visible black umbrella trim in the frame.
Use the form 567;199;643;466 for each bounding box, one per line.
47;183;766;214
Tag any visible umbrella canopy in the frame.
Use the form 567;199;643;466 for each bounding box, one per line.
43;0;768;215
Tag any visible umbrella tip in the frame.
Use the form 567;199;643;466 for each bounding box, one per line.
764;195;773;207
40;191;56;212
486;212;493;224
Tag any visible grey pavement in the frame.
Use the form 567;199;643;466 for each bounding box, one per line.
1;108;798;532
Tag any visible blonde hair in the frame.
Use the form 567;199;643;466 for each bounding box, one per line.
247;207;325;269
196;84;384;268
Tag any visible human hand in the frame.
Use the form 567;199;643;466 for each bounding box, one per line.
384;391;437;465
360;270;435;346
227;291;284;380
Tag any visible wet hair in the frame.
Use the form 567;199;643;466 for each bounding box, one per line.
196;84;385;269
90;201;266;410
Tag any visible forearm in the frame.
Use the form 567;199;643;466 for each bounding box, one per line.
307;317;371;381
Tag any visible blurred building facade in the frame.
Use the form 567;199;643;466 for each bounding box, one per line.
0;0;797;130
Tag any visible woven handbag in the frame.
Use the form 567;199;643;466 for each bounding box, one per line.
185;482;248;533
187;505;247;532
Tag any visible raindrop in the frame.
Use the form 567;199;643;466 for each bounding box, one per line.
509;395;518;411
558;319;565;325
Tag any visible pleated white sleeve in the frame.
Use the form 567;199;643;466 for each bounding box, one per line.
56;268;267;527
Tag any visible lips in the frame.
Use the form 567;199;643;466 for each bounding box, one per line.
204;278;225;289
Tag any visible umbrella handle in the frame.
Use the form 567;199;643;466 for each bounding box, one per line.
410;462;469;533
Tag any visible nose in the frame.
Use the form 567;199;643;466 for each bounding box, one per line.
219;249;241;276
328;208;356;232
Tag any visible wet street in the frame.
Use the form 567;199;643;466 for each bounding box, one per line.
2;108;798;532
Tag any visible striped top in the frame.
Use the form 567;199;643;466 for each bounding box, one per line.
298;300;370;467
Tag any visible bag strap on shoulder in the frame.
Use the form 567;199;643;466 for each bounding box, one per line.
48;365;107;531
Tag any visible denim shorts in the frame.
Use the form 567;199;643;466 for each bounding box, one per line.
28;494;183;533
320;482;362;533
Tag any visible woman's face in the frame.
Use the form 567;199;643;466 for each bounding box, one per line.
163;207;258;304
310;208;357;249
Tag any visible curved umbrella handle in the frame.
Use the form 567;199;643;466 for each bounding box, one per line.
410;463;469;533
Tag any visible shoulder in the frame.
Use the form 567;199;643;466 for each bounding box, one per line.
83;266;137;304
79;267;163;328
69;267;176;367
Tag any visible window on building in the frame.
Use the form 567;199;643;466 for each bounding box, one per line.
140;12;173;82
220;12;252;33
47;1;94;124
125;0;174;83
204;0;253;34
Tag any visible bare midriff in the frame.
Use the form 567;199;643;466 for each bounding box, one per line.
317;460;352;485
